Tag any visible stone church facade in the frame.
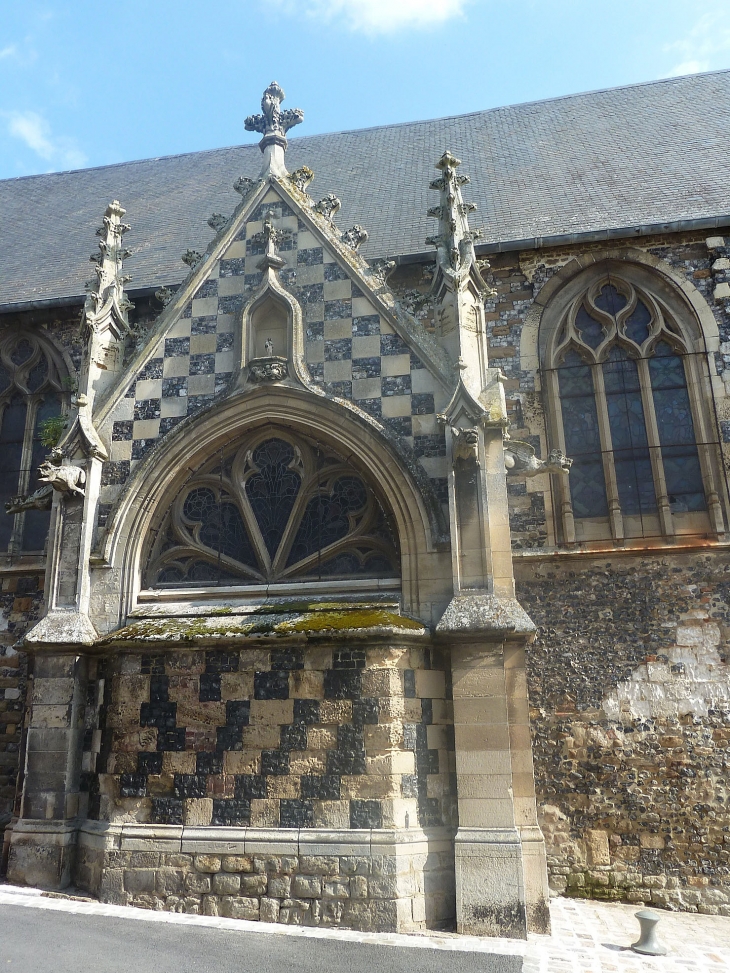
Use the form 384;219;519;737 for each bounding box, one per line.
1;72;730;934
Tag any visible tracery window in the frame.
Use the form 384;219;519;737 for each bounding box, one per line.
0;331;65;555
145;429;400;586
544;275;725;545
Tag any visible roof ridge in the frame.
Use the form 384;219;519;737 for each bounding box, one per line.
2;68;728;186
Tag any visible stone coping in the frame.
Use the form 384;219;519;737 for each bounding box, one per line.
70;821;456;857
95;603;428;649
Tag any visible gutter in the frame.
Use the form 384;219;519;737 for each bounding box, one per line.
3;216;730;314
395;214;730;266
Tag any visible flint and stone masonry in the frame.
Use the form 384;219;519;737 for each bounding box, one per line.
3;72;730;931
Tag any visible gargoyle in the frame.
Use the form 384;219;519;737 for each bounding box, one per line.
504;440;573;477
5;483;53;514
452;427;480;464
38;460;86;498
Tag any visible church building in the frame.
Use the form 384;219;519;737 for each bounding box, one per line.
1;71;730;936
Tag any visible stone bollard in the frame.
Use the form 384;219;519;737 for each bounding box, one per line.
631;909;667;956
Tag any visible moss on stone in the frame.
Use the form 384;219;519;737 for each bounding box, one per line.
101;602;424;645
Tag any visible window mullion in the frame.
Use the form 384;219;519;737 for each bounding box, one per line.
592;364;625;543
636;357;674;538
683;351;726;536
545;367;576;545
9;394;37;555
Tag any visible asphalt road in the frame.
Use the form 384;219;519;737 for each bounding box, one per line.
0;903;522;973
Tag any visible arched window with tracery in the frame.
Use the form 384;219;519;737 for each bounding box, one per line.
0;331;66;555
145;427;400;587
543;271;726;546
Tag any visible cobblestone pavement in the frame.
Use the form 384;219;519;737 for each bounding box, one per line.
525;898;730;972
1;883;729;971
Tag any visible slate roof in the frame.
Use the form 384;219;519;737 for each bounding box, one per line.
2;70;730;310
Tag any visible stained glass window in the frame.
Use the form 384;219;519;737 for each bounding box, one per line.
146;431;399;586
551;275;716;540
558;352;607;517
603;347;655;516
649;342;706;513
0;334;65;554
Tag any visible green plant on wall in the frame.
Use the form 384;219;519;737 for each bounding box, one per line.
38;414;67;448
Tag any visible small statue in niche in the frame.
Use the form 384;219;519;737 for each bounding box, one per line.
264;337;274;356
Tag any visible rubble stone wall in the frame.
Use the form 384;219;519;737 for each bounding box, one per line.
0;572;44;831
517;549;730;914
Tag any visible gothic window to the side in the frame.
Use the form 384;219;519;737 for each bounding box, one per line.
145;428;400;586
0;331;65;554
544;276;725;546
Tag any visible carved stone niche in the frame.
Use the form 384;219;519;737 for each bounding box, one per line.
245;293;292;384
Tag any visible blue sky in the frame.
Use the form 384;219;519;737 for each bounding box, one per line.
1;0;729;179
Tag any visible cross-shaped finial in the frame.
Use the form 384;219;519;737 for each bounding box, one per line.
245;81;303;148
245;82;303;178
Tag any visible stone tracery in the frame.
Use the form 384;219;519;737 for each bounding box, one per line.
146;428;400;586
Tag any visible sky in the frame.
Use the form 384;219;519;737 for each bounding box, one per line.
1;0;729;180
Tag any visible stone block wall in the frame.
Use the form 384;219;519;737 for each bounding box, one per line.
83;642;457;834
517;549;730;913
75;827;455;930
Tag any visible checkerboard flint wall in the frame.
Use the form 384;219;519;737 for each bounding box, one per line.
99;194;449;529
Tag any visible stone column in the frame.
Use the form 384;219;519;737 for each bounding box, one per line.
7;652;88;888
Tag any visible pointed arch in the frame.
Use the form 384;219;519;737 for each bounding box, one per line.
101;385;448;624
0;327;71;554
535;255;727;547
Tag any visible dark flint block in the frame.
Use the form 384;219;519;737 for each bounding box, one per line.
350;800;382;829
119;773;147;798
205;651;239;673
293;699;320;725
157;728;186;752
199;673;221;702
216;725;243;752
138;751;163;775
151;798;183;825
173;774;208;799
301;775;340;800
234;775;267;799
197;751;224;775
150;675;169;703
352;698;379;726
324;669;361;700
280;799;313;828
271;648;304;671
261;749;289;776
212;799;250;826
280;723;307;751
254;670;289;700
226;700;250;726
140;701;176;729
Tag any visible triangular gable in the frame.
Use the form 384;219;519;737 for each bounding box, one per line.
94;173;455;529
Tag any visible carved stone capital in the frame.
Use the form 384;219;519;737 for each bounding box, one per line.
248;356;289;383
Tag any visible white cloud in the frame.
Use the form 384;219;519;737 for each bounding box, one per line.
665;11;730;77
270;0;468;34
0;45;18;61
5;110;86;170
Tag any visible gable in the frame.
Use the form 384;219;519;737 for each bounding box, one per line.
95;178;453;533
